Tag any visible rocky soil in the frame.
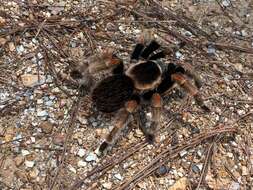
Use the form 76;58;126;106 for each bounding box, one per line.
0;0;253;190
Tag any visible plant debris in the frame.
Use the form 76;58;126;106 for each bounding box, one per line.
0;0;253;190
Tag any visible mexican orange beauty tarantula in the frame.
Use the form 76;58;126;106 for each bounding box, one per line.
70;34;210;156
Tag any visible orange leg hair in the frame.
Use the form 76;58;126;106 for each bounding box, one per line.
88;49;122;74
171;73;210;112
95;100;138;156
149;93;162;142
137;93;163;143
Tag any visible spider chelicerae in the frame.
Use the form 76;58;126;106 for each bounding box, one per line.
70;34;210;156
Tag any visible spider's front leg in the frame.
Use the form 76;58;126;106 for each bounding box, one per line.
95;100;138;156
131;31;165;62
70;49;123;94
171;73;210;112
177;62;203;89
71;49;123;77
88;49;123;74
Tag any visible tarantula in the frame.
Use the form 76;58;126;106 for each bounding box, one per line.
70;34;210;156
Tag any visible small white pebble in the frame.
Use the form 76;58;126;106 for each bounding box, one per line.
179;150;188;157
95;147;102;157
77;148;86;157
85;152;97;162
77;160;87;167
216;107;222;114
146;112;152;119
78;117;87;125
227;152;233;158
237;110;245;115
52;87;61;93
49;159;57;168
102;182;112;189
197;150;202;157
26;67;32;73
37;110;48;117
21;150;30;156
32;38;38;44
229;182;240;190
184;31;192;37
25;160;35;168
114;173;123;181
30;137;36;143
68;165;77;173
241;30;247;37
242;166;248;176
119;25;125;33
134;29;141;34
37;99;43;104
168;179;175;185
197;163;203;171
175;51;183;59
222;0;230;7
16;45;24;53
230;141;237;147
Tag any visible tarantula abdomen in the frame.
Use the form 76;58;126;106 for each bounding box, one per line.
91;74;134;113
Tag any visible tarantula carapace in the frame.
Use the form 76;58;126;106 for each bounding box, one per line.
70;35;210;156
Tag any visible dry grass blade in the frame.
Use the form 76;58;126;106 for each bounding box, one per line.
1;1;252;189
196;137;216;189
150;0;214;40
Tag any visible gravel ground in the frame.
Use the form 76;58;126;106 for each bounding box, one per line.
0;0;253;190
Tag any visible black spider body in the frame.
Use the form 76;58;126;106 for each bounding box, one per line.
70;37;209;156
128;61;161;85
91;74;134;113
91;40;186;113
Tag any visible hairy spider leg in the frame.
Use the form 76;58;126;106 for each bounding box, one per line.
135;93;162;144
135;109;150;141
171;73;210;112
88;51;123;74
176;62;203;88
131;43;144;60
70;50;124;95
141;40;161;59
95;99;139;156
158;63;186;95
112;61;124;75
70;62;94;95
149;93;162;143
141;63;184;100
149;51;166;60
70;50;122;78
131;40;163;61
185;70;202;89
70;60;89;80
70;69;84;79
